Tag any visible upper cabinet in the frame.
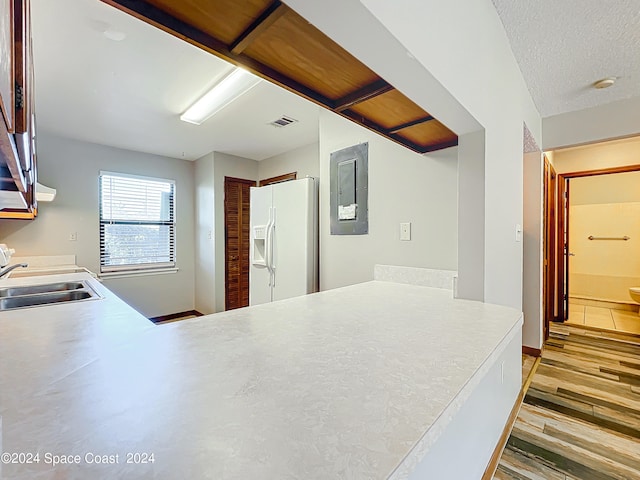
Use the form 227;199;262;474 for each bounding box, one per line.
0;0;15;133
0;0;36;219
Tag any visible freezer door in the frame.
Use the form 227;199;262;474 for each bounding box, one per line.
271;178;317;301
249;185;273;306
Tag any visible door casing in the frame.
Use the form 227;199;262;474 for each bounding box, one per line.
543;156;557;339
553;163;640;321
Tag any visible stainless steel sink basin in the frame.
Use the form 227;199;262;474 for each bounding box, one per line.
0;280;101;311
0;282;85;298
0;291;94;310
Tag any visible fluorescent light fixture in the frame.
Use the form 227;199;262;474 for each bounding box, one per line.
35;182;57;202
180;68;261;125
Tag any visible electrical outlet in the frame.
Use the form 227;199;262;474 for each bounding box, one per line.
400;222;411;241
69;232;77;241
207;230;212;240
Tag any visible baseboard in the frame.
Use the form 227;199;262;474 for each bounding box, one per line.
563;321;640;338
569;296;639;312
481;356;542;480
150;310;204;323
522;345;542;357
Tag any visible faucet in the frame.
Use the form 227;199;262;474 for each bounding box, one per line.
0;263;28;278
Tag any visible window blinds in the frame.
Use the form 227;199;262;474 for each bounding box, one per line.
99;173;175;273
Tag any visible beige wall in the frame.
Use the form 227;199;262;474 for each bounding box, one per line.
319;109;458;290
0;132;196;318
570;171;640;205
568;173;640;303
552;136;640;174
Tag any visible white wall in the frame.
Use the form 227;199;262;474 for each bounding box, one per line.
0;132;195;318
212;152;259;312
258;143;319;182
522;151;543;350
457;131;485;301
319;110;458;290
287;0;542;311
194;152;215;314
543;97;640;150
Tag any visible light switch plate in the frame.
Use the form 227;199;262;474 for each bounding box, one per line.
515;223;522;242
400;222;411;241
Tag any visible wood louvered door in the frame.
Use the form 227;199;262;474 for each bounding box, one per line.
224;177;255;310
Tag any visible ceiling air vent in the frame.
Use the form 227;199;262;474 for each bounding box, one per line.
269;115;298;128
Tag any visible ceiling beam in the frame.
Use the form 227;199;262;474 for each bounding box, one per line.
333;79;393;112
99;0;458;155
341;109;427;154
229;1;288;55
342;110;457;153
419;139;459;153
101;0;334;109
387;115;434;134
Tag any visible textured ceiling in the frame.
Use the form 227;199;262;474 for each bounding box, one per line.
31;0;320;161
491;0;640;117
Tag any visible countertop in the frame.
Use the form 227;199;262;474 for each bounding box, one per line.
0;273;522;479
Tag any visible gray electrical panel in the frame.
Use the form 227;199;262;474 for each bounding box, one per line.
330;143;368;235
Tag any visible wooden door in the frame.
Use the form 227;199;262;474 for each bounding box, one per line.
224;177;255;310
562;179;571;321
543;157;557;338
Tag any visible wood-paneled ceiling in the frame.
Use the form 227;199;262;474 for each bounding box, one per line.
101;0;458;154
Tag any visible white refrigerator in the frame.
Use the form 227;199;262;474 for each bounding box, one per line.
249;177;318;306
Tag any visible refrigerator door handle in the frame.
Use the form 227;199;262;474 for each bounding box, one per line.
265;207;273;286
270;207;276;287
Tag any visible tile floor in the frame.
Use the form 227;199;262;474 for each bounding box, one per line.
567;302;640;334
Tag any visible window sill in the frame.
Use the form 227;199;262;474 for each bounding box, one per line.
98;268;179;280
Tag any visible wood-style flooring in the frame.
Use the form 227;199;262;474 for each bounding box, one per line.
495;323;640;480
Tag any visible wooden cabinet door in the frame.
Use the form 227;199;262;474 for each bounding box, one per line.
0;0;36;218
0;0;14;133
224;177;255;310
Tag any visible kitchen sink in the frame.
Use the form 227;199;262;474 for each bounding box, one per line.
0;281;101;311
0;282;85;298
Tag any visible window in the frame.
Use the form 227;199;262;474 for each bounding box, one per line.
99;172;176;274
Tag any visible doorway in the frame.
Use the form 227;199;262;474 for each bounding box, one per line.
555;164;640;334
224;177;256;310
223;172;297;310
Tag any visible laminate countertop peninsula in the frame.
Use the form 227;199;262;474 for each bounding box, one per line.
0;271;523;480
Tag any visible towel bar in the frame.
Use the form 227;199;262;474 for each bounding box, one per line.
587;235;630;241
